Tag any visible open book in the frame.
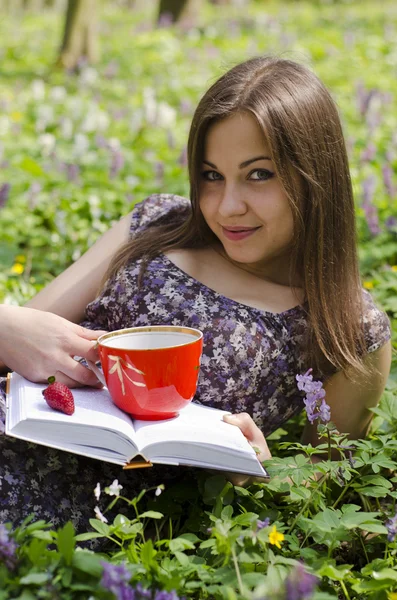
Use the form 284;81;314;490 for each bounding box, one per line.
5;373;268;478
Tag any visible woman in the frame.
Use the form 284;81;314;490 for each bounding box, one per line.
0;56;391;527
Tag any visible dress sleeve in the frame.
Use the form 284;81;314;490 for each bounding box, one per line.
362;290;391;353
129;193;190;238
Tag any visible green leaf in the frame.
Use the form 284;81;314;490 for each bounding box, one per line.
140;539;157;569
88;518;110;536
139;510;163;519
75;532;105;542
18;157;45;177
318;563;353;581
19;572;50;585
174;551;190;566
72;551;104;578
56;521;75;566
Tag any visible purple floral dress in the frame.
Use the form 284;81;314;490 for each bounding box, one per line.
0;194;391;530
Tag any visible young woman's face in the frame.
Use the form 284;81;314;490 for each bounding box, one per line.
199;112;295;283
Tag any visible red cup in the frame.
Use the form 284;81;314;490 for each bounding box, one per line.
96;326;203;420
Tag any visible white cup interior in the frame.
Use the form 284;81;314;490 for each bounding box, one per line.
101;330;199;350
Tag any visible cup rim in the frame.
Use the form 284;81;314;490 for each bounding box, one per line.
97;325;203;351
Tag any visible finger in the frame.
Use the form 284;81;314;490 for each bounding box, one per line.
61;357;102;387
74;325;108;341
223;413;271;461
51;370;89;389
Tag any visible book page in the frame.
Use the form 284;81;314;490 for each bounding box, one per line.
8;374;137;451
134;402;250;453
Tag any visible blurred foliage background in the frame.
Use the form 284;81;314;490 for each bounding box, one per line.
0;0;396;361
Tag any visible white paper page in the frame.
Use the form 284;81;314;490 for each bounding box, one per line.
134;402;250;453
8;374;137;449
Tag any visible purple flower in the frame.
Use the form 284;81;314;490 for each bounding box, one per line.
360;143;376;162
0;523;18;570
385;511;397;542
100;561;134;600
153;591;180;600
110;150;125;179
362;175;380;236
285;562;319;600
0;182;10;208
135;584;151;599
296;369;330;424
385;216;397;232
256;517;270;531
382;165;395;198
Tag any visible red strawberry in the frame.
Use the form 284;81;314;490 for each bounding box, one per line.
42;376;75;415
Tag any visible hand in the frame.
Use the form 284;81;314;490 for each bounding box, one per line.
223;412;272;486
0;305;107;388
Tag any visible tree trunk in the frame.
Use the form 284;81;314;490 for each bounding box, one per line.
56;0;99;71
158;0;200;25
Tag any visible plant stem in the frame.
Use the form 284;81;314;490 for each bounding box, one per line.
231;546;244;597
359;532;369;563
287;474;328;534
340;580;351;600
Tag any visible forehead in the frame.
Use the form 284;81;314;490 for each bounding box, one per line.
204;112;271;160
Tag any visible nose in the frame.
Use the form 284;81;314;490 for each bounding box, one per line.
218;184;247;218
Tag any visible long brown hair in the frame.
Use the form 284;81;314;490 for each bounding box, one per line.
104;56;366;376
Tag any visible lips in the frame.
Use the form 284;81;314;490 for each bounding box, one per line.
221;225;261;241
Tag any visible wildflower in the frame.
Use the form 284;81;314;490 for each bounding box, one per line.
155;485;164;497
363;281;374;290
285;562;319;600
256;517;270;531
268;524;284;549
385;511;397;542
106;479;123;497
94;506;108;523
135;583;152;598
153;590;180;600
0;523;18;570
100;561;133;600
388;593;397;600
391;264;397;272
296;369;330;424
11;263;24;275
0;182;10;208
94;482;101;501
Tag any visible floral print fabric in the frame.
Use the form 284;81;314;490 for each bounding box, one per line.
0;193;391;530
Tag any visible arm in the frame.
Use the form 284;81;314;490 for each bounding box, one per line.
25;212;133;323
301;341;392;456
0;211;133;386
0;306;105;387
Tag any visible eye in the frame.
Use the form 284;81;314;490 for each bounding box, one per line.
201;170;223;181
248;169;274;181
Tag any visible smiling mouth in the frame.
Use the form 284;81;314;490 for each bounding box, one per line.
221;226;262;241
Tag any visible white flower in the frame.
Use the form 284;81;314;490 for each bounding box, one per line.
79;66;98;86
39;133;56;155
50;86;67;103
156;102;176;128
94;506;108;523
31;79;45;101
155;485;163;497
0;116;10;137
94;482;101;501
106;479;123;497
73;133;89;157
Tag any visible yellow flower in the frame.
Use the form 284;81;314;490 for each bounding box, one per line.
268;525;284;549
391;265;397;272
387;593;397;600
15;255;26;263
11;263;24;275
363;280;374;289
10;111;22;122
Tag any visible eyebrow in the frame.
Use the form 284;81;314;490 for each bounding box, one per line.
203;156;272;169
